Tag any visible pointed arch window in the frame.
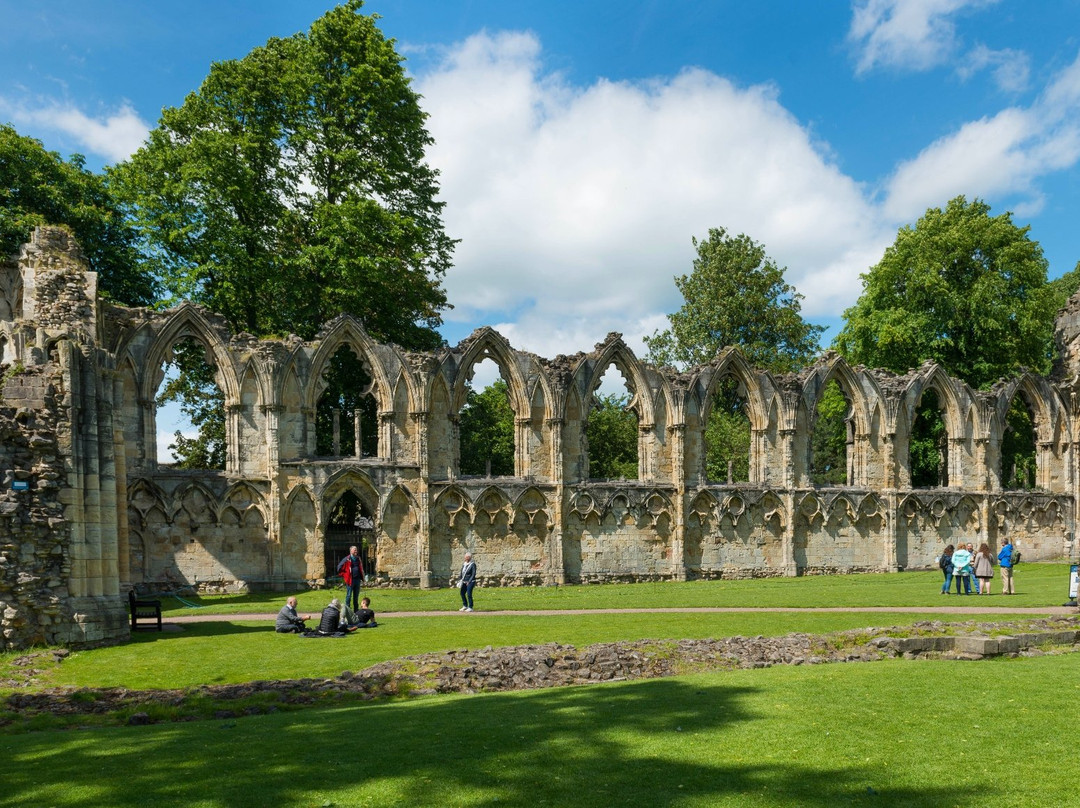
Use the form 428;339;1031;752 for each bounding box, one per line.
315;345;379;458
586;364;639;481
704;375;750;484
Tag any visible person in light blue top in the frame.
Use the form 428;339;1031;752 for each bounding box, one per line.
951;544;973;594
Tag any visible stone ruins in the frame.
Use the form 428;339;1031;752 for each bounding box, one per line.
1;226;1077;648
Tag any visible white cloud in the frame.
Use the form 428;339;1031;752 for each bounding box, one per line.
417;32;888;356
0;99;149;163
957;44;1030;92
848;0;1000;74
883;51;1080;221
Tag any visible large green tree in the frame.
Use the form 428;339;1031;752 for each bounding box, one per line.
0;124;155;305
112;0;454;348
834;196;1080;389
644;227;825;372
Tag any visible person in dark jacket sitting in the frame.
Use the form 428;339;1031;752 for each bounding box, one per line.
275;596;310;633
317;598;344;634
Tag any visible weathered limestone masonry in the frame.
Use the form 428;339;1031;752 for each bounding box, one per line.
1;225;1078;649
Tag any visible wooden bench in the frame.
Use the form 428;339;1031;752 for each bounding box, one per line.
128;589;163;631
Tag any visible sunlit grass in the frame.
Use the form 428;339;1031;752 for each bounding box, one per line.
159;561;1075;616
1;653;1075;807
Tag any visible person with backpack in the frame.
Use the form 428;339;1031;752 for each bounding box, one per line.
998;539;1018;595
938;544;955;594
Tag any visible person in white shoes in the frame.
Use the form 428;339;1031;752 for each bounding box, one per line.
457;552;477;611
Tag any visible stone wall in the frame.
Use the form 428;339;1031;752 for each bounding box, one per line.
2;226;1079;649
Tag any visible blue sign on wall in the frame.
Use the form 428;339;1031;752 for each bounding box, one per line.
11;481;29;491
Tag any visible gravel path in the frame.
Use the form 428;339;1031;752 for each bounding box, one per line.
165;604;1076;622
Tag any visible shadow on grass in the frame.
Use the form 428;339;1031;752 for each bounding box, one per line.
1;678;968;807
133;621;270;641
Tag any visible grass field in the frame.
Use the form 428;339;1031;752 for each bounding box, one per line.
2;563;1077;806
2;653;1076;807
159;562;1076;615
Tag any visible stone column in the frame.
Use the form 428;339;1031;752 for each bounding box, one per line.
113;374;130;585
225;403;243;474
638;422;655;482
668;423;687;581
515;416;531;477
546;417;566;584
262;405;284;586
412;411;433;588
379;409;395;459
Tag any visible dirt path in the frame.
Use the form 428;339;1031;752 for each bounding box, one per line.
165;605;1076;623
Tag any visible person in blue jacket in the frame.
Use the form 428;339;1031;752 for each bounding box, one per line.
997;539;1017;595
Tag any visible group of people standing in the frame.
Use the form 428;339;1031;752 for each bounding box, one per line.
939;539;1019;595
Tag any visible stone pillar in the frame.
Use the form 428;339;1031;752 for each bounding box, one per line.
546;417;566;584
412;411;434;588
638;422;655;482
262;405;284;586
948;436;965;488
112;374;130;584
515;416;531;477
668;423;687;581
225;402;243;474
379;409;394;459
138;397;156;470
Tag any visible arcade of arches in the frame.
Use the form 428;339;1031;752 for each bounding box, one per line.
2;228;1078;648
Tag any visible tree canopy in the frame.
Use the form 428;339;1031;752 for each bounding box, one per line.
112;0;454;349
644;227;824;372
833;196;1080;389
0;124;156;305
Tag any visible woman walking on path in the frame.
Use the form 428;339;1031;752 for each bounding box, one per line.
973;542;994;594
458;553;478;612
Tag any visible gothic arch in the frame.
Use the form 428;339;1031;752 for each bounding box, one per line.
578;337;657;426
138;303;241;405
320;468;380;525
450;327;532;417
803;356;873;437
900;365;970;440
303;316;396;413
694;349;770;431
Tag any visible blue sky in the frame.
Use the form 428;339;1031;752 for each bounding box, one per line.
4;0;1080;362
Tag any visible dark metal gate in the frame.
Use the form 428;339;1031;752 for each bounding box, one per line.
324;524;376;580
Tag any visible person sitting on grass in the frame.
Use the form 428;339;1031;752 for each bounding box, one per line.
343;596;378;628
352;596;378;626
275;596;310;633
317;598;346;635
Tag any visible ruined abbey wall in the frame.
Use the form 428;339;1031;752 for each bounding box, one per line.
2;227;1078;649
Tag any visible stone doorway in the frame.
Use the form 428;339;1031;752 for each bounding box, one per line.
323;490;376;579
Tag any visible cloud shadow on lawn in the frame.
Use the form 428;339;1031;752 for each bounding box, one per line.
2;677;970;807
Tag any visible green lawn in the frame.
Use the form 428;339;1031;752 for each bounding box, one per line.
160;562;1076;616
47;611;977;690
2;653;1075;807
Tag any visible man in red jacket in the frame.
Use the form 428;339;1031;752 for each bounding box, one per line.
337;545;365;612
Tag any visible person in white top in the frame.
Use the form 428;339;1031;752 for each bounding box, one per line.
457;552;477;611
